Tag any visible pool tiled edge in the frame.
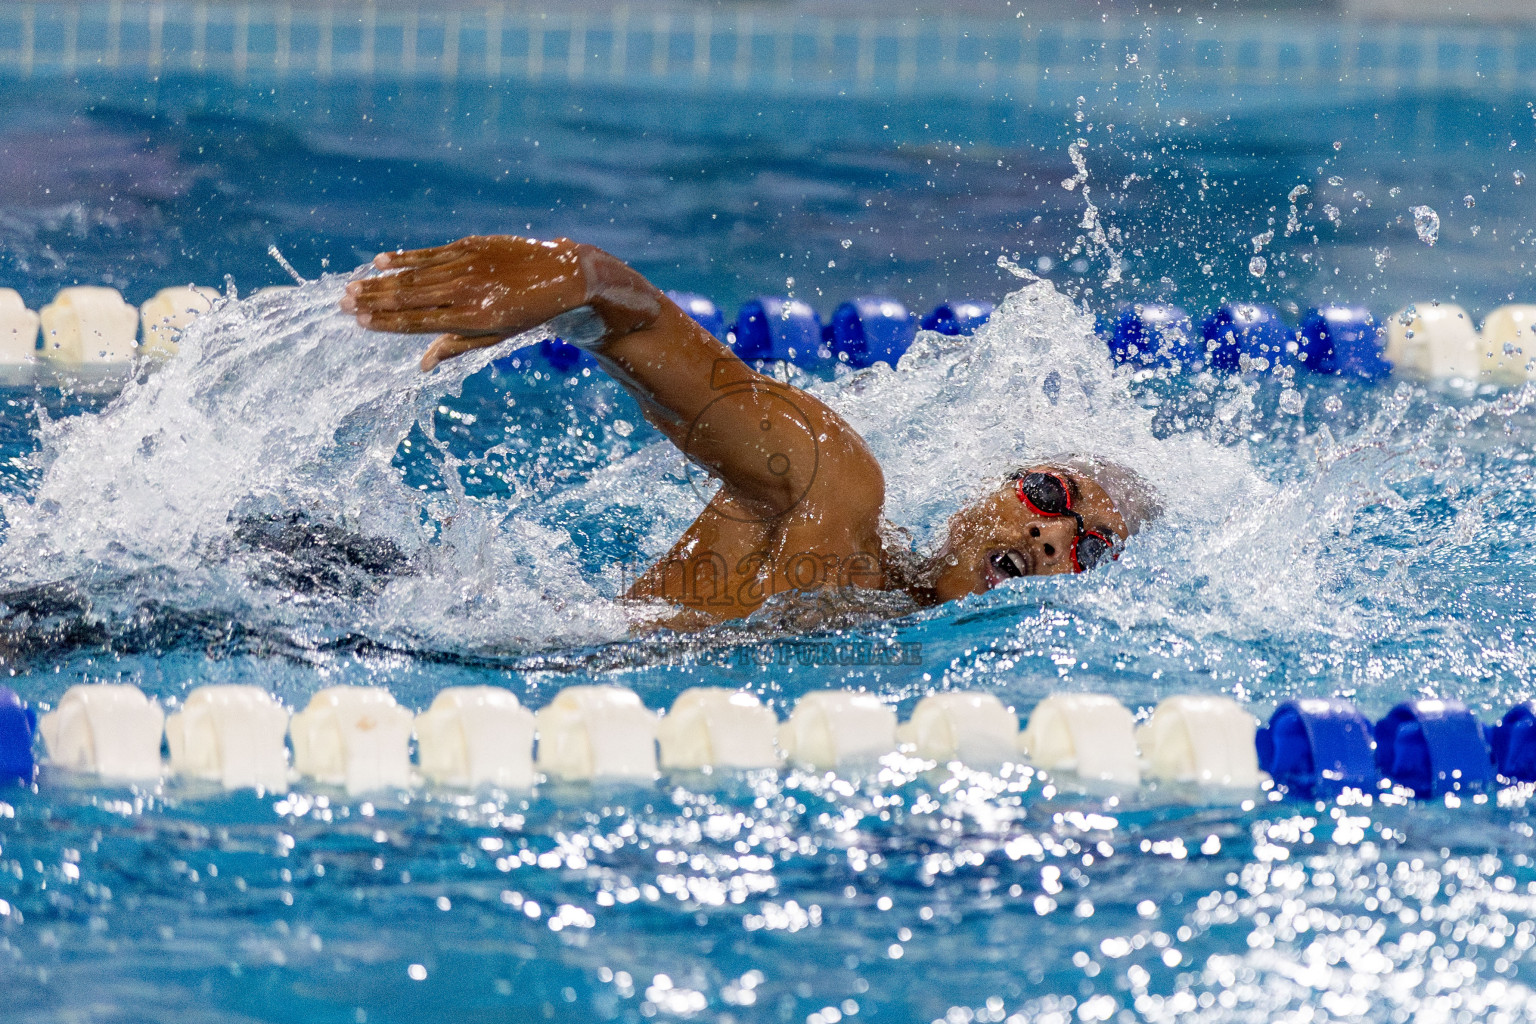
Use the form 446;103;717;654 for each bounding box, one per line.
1;2;1534;102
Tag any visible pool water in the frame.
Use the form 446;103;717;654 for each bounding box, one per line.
5;13;1536;1024
3;73;1534;319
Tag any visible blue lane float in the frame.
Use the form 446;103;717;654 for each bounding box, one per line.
1298;306;1390;379
666;291;726;340
1491;703;1536;783
1202;302;1295;373
920;300;994;336
0;686;36;781
1374;699;1494;798
537;336;589;373
733;297;824;364
1257;698;1380;798
1107;303;1200;369
825;296;917;368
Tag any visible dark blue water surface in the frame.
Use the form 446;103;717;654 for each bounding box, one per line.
1;70;1533;320
4;23;1536;1024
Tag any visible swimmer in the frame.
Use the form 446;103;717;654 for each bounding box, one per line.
342;236;1158;629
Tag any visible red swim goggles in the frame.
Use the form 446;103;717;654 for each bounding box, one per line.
1011;470;1119;573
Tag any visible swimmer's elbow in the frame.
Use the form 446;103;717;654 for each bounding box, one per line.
571;243;666;339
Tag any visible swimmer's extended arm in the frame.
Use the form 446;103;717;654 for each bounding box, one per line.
342;235;882;521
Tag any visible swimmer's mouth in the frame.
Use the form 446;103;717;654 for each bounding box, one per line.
986;548;1030;584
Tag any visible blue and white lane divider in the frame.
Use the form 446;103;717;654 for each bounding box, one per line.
1108;300;1536;381
9;682;1536;802
6;281;1529;382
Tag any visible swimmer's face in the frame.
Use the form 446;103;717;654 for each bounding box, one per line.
929;466;1129;603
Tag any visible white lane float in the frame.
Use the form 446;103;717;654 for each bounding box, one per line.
38;286;140;367
15;681;1301;800
38;684;166;781
1018;693;1141;784
656;687;780;770
165;684;291;792
1479;305;1536;381
534;685;658;781
779;690;897;770
896;691;1019;765
140;285;218;358
289;687;414;794
1136;695;1262;787
1384;303;1480;379
415;686;536;789
0;288;39;363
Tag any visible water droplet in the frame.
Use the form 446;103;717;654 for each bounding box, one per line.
1323;395;1343;412
1463;194;1476;209
1389;186;1402;197
1516;171;1527;186
1279;390;1305;415
1373;247;1392;269
1327;175;1344;187
1288;184;1310;202
1410;205;1440;245
1333;140;1344;150
1249;255;1267;277
840;239;853;249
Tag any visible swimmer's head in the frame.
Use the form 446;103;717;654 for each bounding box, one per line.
925;456;1161;603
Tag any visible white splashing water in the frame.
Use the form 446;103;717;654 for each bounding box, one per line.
0;266;1339;655
0;275;629;652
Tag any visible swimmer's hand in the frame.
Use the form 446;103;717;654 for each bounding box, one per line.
341;235;662;372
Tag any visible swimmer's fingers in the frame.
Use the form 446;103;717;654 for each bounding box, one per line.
346;270;453;312
351;249;551;299
355;308;454;333
372;239;473;270
368;263;474;290
344;280;467;313
356;304;524;334
373;234;555;271
421;333;510;372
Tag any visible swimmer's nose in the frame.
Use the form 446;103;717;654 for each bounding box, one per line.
1026;517;1079;574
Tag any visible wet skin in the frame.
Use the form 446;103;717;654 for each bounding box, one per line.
343;235;1128;627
